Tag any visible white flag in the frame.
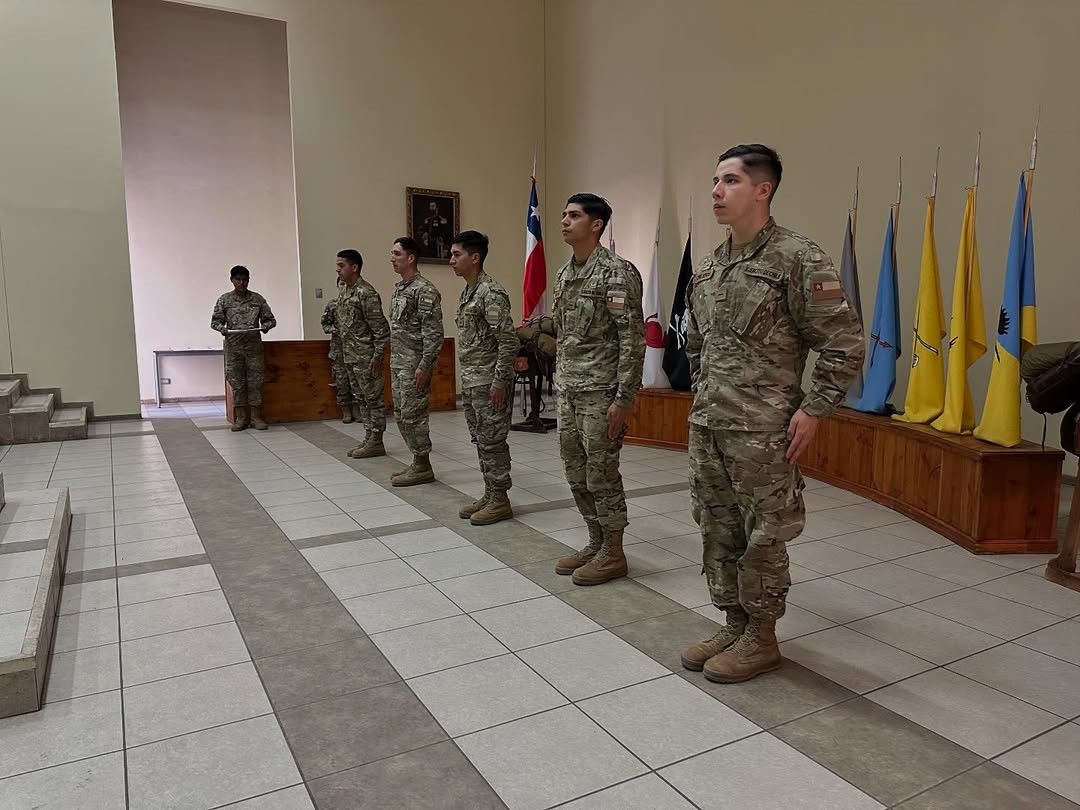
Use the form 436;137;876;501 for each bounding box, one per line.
642;209;671;389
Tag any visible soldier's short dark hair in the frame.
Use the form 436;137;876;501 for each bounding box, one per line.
565;193;612;233
393;237;420;260
230;265;249;279
452;230;489;264
336;249;363;270
717;144;783;201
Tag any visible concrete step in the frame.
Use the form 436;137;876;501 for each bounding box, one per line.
4;392;56;443
0;379;23;414
49;406;88;441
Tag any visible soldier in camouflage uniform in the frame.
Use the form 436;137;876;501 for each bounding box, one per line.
680;144;864;683
552;194;645;586
450;231;518;525
321;277;356;424
334;249;390;458
388;236;444;486
211;265;276;431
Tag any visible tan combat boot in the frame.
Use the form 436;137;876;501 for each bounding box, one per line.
353;430;386;459
341;405;354;424
347;430;372;458
571;529;628;586
703;615;782;683
459;489;490;520
250;406;268;430
554;523;604;575
391;455;435;487
680;607;749;671
470;491;513;525
231;406;249;431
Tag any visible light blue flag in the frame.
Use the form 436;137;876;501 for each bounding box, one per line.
852;210;901;414
839;212;865;406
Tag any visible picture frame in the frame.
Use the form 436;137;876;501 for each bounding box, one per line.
406;186;460;264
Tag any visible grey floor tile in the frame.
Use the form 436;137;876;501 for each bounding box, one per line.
116;534;205;566
52;607;119;653
458;704;648;810
343;583;461;634
299;537;395;572
127;714;301;810
948;643;1080;717
1016;619;1080;666
349;504;430;529
559;578;686;629
405;545;505;581
581;674;759;768
375;526;470;557
253;486;326;508
623;542;695;576
789;540;881;575
238;599;364;659
306;740;503;810
0;691;123;780
560;774;696;809
611;609;727;673
781;626;934;694
473;532;581;567
117;564;220;605
773;697;982;806
868;668;1060;758
59;579;118;615
800;511;867;541
44;643;120;703
975;572;1080;618
223;785;315;808
320;559;425;600
519;630;669;701
896;761;1079;810
408;653;567;736
279;514;362;541
226;573;338;623
472;595;602;651
371;615;507;679
436;567;547;612
255;637;398;711
996;721;1080;804
848;606;1001;665
916;589;1061;640
331;491;406;513
835;562;960;603
122;621;249;686
68;527;115;550
895;547;1011;586
0;752;126;810
114;503;190;527
787;578;904;623
514;558;580;594
634;565;713;609
115;517;197;544
119;590;233;640
124;661;272;746
769;604;836;642
278;682;447;781
660;731;882;809
265;499;343;523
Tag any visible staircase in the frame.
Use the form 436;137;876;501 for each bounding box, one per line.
0;374;92;444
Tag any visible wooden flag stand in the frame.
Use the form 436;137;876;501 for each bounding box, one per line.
1046;420;1080;592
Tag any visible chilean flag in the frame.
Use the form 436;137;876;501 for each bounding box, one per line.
522;176;547;321
642;210;671;388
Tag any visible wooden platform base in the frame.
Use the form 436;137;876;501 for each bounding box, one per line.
625;388;692;449
225;338;456;424
802;408;1064;554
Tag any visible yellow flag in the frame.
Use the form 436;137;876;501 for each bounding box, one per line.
893;197;946;424
931;187;986;434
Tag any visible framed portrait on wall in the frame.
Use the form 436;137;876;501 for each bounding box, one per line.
406;187;460;264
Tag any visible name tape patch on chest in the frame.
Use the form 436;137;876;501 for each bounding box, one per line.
811;279;845;301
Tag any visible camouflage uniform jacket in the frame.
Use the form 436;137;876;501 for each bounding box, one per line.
686;218;864;430
456;272;517;391
321;297;341;359
211;290;276;343
553;244;645;408
389;273;444;372
337;278;389;360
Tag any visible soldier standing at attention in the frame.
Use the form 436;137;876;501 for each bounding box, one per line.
388;236;444;486
211;265;276;431
321;277;356;424
680;144;864;683
450;231;518;525
335;249;390;458
552;194;645;586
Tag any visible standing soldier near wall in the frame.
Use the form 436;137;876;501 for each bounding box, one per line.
552;194;645;586
321;277;356;424
211;265;276;431
450;230;518;525
335;249;390;458
680;144;863;683
388;236;444;486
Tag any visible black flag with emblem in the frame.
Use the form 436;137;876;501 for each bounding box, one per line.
662;229;693;390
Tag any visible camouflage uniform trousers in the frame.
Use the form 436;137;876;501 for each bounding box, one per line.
462;385;511;494
344;354;386;433
558;389;629;535
329;336;354;407
688;424;805;620
224;336;265;407
391;369;432;456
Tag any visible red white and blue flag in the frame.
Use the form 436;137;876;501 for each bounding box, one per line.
522;176;547;321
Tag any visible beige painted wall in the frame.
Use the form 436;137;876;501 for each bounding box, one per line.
0;0;140;416
114;0;302;402
545;0;1080;473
